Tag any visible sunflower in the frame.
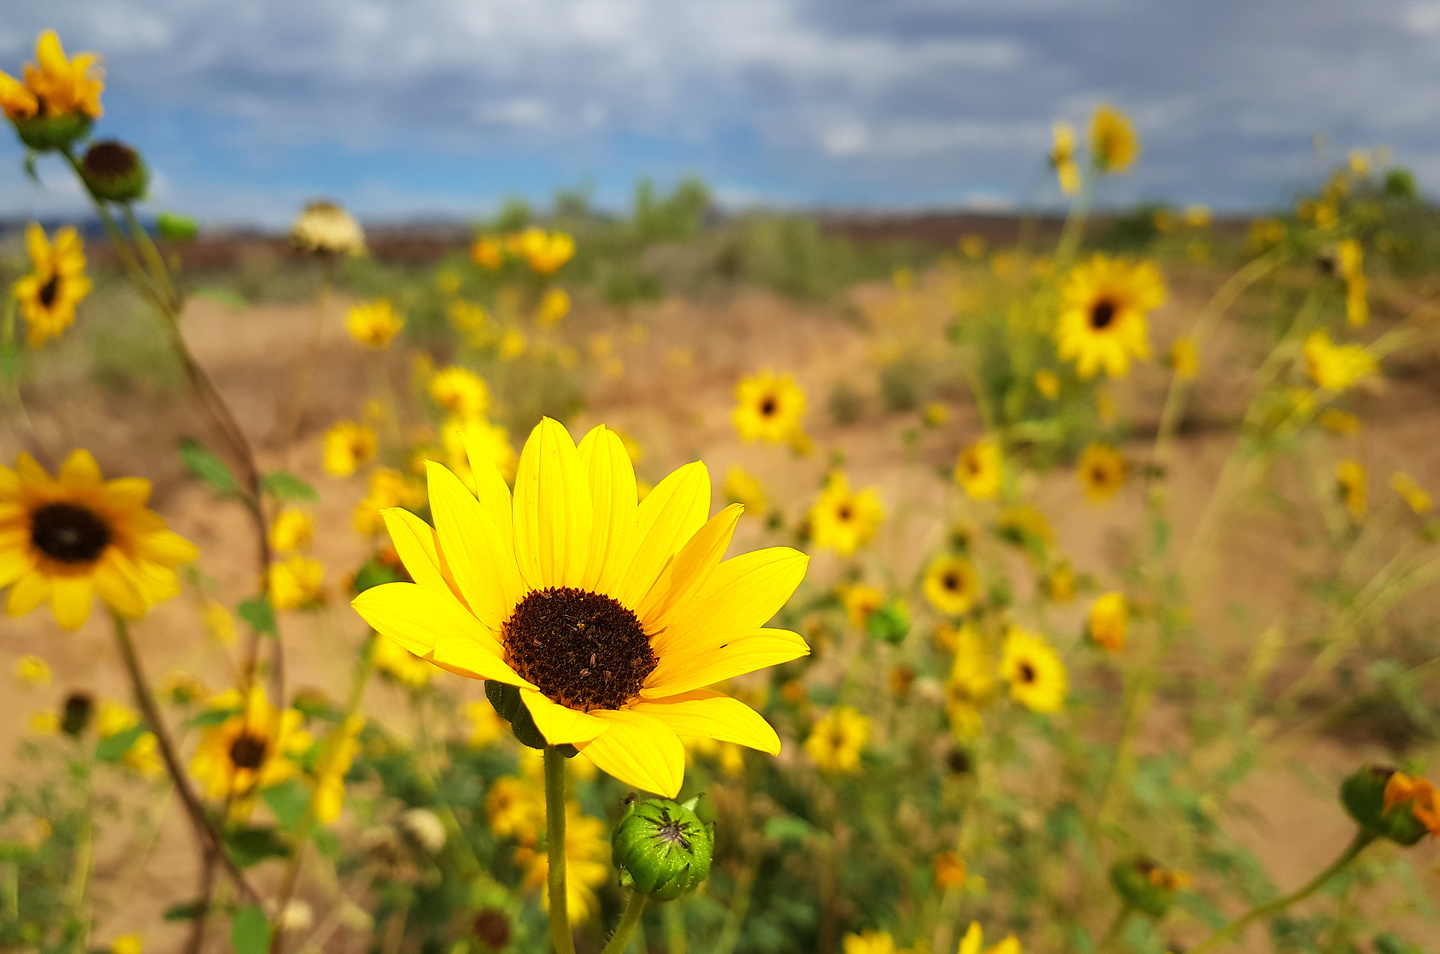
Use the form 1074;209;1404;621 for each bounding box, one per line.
514;229;575;274
1088;104;1139;174
945;624;995;739
429;366;490;418
733;370;807;443
843;930;907;954
1304;331;1376;392
1078;443;1125;504
723;464;769;515
537;287;571;327
322;420;378;477
441;415;517;485
838;582;884;628
352;419;809;796
0;450;198;630
268;507;314;554
1056;255;1163;380
958;921;1022;954
13;223;92;348
808;473;884;555
1391;472;1433;516
190;687;312;804
1087;592;1127;652
1384;772;1440;836
1050;121;1080;195
1000;628;1067;713
0;31;104;122
345;300;405;349
372;634;433;690
269;556;323;610
924;553;979;616
804;706;870;773
954;439;1002;500
1337;458;1367;521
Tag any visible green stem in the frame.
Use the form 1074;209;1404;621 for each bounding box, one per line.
1099;904;1132;952
1189;831;1374;954
120;203;180;311
601;891;648;954
3;861;17;921
1054;165;1096;267
662;900;686;954
544;746;575;954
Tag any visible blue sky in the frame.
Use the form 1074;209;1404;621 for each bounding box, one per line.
3;0;1439;226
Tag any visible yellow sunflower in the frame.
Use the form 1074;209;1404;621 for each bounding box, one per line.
372;634;433;690
1000;628;1067;713
1337;458;1367;521
345;299;405;349
733;370;807;444
1391;472;1433;516
0;31;104;122
352;419;809;796
13;223;92;348
1050;121;1080;195
322;420;378;477
958;922;1022;954
1078;443;1125;504
1088;104;1139;174
1087;592;1127;652
0;450;198;630
1304;331;1376;392
804;706;870;773
723;464;769;515
1055;255;1164;380
924;553;979;616
954;439;1002;500
808;473;884;555
429;366;490;418
190;687;313;803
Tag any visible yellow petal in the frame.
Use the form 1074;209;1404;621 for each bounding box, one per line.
520;688;608;744
136;528;199;566
353;581;506;678
6;570;49;617
14;453;48;487
426;461;521;631
512;419;592;590
632;689;780;754
612;461;711;610
576;425;638;595
51;575;94;630
650;546;808;656
638;503;741;629
431;629;531;686
0;545;32;588
380;507;449;594
94;554;147;618
58;449;102;488
575;708;684;797
958;923;983;954
23;223;48;269
104;477;152;505
642;629;810;698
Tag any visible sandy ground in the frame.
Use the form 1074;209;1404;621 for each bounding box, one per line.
1;263;1438;951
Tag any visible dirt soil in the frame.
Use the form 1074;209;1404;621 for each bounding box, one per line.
1;264;1437;951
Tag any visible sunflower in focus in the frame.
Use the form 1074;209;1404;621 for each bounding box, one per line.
14;223;92;348
954;439;1002;500
733;370;807;444
190;687;312;806
352;420;808;796
805;706;870;773
0;450;198;630
0;31;104;123
808;473;884;555
1088;104;1139;174
1000;628;1067;713
1050;121;1080;195
1078;443;1125;504
924;553;979;616
1056;255;1164;380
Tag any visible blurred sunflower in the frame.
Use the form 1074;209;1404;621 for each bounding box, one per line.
1391;472;1433;516
522;804;609;921
0;450;198;630
268;507;314;554
1384;772;1440;836
838;582;884;628
1056;256;1163;380
190;687;312;804
843;930;906;954
429;367;490;418
1078;443;1125;504
441;415;517;485
322;421;378;477
14;223;92;348
954;439;1002;500
1170;337;1199;381
1088;104;1139;174
723;464;769;515
1050;121;1080;195
345;300;405;349
945;625;995;739
924;553;978;616
1000;628;1067;713
805;706;870;773
537;287;571;327
0;31;104;123
808;473;884;555
1087;592;1127;652
269;555;324;610
352;419;808;797
958;921;1022;954
1304;331;1376;392
372;634;433;690
1337;458;1367;521
733;370;807;443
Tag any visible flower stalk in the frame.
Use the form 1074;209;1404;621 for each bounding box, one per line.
544;745;575;954
600;891;648;954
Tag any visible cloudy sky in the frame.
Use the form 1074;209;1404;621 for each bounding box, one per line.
2;0;1438;225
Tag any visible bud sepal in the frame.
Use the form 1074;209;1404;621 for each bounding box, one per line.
611;795;715;901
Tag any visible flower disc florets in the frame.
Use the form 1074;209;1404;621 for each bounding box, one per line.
502;586;657;712
30;502;111;563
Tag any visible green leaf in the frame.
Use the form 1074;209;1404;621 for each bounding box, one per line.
95;725;147;762
237;595;277;636
261;779;312;832
185;707;240;729
761;817;816;844
177;439;239;496
230;905;271;954
224;825;290;868
163;901;205;922
191;287;251;311
312;828;341;859
260;471;319;502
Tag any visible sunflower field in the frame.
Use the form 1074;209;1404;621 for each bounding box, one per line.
3;27;1440;954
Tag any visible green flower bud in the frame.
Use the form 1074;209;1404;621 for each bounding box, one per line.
12;112;92;153
156;212;199;243
1341;764;1428;846
866;600;910;645
79;140;148;202
1109;856;1187;917
612;796;715;901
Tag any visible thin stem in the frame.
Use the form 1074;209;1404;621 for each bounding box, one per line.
2;862;16;921
110;612;259;903
1054;165;1096;267
662;900;686;954
601;891;648;954
282;255;336;464
1189;831;1374;954
544;746;575;954
1099;904;1132;952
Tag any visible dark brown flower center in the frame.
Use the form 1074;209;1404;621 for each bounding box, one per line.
30;502;112;564
943;573;961;591
473;910;512;951
502;587;656;711
1018;661;1037;684
1089;299;1117;330
83;140;140;178
38;273;60;309
229;733;269;770
837;505;853;522
759;396;778;417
